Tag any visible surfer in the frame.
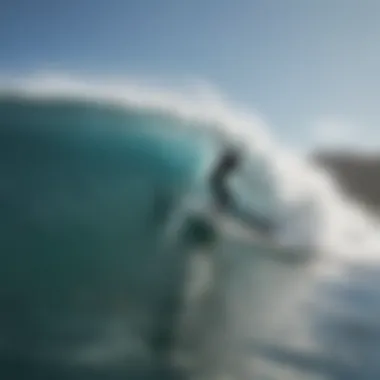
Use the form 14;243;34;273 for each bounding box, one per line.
210;147;240;212
210;147;275;236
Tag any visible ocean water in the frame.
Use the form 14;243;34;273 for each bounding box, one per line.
1;76;380;380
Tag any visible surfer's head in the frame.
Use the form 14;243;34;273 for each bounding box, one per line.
220;148;241;171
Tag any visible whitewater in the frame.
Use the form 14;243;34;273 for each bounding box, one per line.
1;74;380;379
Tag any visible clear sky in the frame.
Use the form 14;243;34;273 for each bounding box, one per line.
1;0;380;151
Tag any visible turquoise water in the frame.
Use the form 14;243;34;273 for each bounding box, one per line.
0;96;212;378
1;88;380;380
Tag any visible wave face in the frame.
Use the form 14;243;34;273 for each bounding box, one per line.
0;95;211;375
1;76;380;379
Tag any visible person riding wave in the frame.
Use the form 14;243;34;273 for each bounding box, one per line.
209;146;275;236
210;147;240;212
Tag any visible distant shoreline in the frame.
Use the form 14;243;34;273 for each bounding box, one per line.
311;151;380;216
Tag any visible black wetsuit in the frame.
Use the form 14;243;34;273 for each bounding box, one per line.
210;149;240;211
210;149;275;235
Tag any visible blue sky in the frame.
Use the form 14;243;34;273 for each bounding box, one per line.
1;0;380;151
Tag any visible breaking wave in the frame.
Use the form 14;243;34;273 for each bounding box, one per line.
2;73;379;260
1;74;380;379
